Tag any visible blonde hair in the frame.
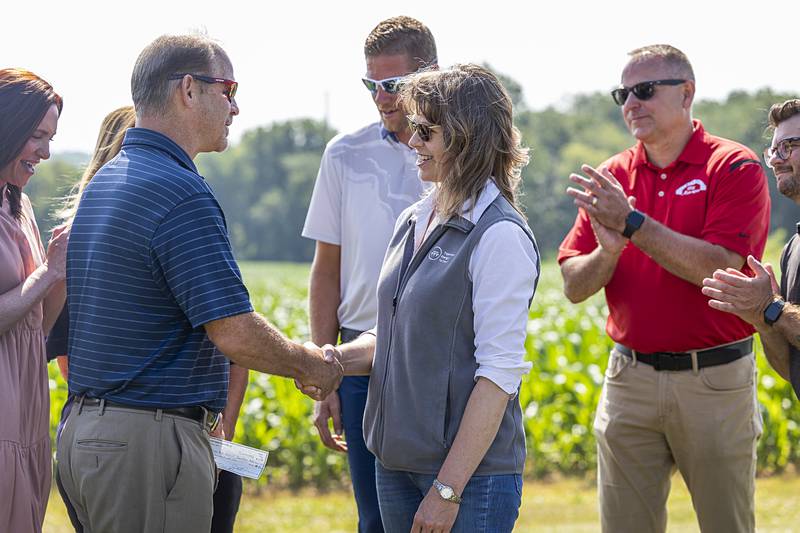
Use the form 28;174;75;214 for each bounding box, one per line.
399;63;529;219
59;106;135;222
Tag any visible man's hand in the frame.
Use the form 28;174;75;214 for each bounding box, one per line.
588;212;627;256
701;255;779;326
567;165;634;233
411;486;460;533
295;343;343;400
313;392;347;452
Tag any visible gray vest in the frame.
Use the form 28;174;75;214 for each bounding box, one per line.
363;194;539;475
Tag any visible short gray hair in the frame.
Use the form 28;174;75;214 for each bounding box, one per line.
131;34;230;116
627;44;695;81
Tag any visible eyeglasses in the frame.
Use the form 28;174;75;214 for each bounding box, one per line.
361;75;406;95
764;136;800;164
407;116;440;142
169;73;238;102
611;79;686;106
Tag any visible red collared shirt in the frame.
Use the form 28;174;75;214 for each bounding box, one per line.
558;120;770;352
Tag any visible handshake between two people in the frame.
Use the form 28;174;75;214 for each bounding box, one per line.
294;334;376;398
294;342;345;401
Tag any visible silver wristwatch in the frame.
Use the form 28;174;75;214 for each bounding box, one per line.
433;479;462;504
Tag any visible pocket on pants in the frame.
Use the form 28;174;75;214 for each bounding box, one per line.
605;350;631;380
163;422;215;532
700;355;755;391
76;439;127;451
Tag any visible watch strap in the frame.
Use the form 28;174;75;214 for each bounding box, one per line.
764;299;786;326
622;210;645;239
433;479;462;504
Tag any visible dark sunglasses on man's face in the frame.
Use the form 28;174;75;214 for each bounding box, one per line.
611;79;686;106
407;117;439;142
361;76;406;95
169;73;238;102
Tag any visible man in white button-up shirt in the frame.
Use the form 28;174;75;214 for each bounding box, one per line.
301;16;437;533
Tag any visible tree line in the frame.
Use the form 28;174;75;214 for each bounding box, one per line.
28;86;798;261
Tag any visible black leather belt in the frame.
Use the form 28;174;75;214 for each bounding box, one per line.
614;338;753;371
80;397;220;432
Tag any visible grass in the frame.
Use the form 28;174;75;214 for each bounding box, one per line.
44;473;800;532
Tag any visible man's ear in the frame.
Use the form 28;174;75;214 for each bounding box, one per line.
175;74;196;109
682;79;696;109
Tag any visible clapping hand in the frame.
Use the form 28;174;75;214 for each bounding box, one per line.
567;165;634;232
701;255;780;326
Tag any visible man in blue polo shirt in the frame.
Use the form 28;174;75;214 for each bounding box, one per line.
57;34;342;533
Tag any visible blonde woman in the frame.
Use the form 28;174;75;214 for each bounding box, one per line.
315;64;540;533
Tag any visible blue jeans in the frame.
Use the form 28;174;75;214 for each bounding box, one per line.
375;462;522;533
340;328;383;533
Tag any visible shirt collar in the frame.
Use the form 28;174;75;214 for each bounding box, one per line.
380;124;400;144
631;119;711;170
410;179;501;225
122;128;199;174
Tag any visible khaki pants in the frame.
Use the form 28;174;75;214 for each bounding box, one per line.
594;347;761;533
57;402;215;533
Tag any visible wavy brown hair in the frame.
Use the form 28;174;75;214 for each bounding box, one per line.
768;99;800;129
59;106;135;223
0;68;62;220
399;64;529;219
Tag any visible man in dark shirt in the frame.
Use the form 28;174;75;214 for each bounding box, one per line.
703;99;800;398
57;34;342;533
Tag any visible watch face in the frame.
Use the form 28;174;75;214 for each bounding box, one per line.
441;486;454;499
765;300;785;324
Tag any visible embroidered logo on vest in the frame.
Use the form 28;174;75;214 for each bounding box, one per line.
428;246;455;263
675;179;707;196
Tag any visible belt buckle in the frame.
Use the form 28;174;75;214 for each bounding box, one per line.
205;410;221;433
653;353;677;371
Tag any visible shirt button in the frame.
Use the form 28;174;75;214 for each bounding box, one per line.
660;173;667;180
658;191;665;197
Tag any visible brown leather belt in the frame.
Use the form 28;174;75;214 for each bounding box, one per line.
613;338;753;371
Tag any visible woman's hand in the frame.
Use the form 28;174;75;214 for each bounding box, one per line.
46;226;69;281
411;487;459;533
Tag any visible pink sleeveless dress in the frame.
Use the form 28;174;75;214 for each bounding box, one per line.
0;191;51;532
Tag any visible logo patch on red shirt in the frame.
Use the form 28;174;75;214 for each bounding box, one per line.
675;179;707;196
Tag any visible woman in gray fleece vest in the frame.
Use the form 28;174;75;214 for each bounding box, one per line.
305;64;540;532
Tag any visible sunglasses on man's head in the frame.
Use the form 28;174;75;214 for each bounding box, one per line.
361;76;406;95
610;79;686;106
407;117;440;142
169;73;238;102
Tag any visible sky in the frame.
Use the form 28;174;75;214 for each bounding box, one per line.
4;0;795;154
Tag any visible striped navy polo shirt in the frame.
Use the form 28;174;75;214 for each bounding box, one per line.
66;128;253;411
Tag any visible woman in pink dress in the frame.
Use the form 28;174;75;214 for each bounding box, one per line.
0;68;68;532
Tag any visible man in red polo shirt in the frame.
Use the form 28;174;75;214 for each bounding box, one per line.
558;44;770;533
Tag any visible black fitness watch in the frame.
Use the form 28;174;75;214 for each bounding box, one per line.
622;210;645;239
764;299;786;326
